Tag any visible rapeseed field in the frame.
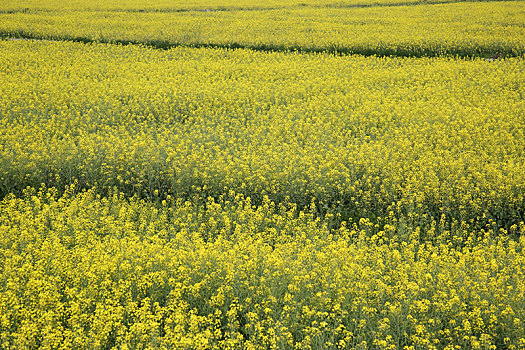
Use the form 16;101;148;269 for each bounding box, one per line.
0;0;524;348
1;188;525;348
0;0;496;12
1;2;524;57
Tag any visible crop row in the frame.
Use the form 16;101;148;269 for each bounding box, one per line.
1;1;524;57
1;188;524;349
0;0;490;13
1;40;524;230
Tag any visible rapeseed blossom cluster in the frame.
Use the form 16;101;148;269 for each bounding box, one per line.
1;188;524;349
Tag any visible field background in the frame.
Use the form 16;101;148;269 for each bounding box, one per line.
1;0;525;349
1;2;525;57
